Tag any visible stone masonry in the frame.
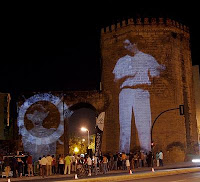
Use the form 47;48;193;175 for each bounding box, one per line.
193;66;200;144
100;18;198;163
17;91;106;157
16;18;199;164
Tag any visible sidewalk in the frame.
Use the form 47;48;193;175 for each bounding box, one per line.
0;161;200;182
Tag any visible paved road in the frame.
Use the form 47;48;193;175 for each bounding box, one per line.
1;167;200;182
120;172;200;182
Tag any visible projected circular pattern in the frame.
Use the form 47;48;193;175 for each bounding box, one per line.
17;93;68;145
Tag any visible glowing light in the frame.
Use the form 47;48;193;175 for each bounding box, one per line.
81;127;88;132
192;159;200;163
74;147;79;153
81;127;90;147
82;139;85;142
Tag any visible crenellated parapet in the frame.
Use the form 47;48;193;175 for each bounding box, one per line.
101;17;190;38
100;15;198;159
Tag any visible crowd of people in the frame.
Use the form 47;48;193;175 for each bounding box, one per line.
2;153;34;178
35;150;164;178
0;150;164;178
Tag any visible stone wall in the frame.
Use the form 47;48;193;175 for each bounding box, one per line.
17;91;106;158
101;17;198;162
62;90;108;156
193;66;200;144
15;18;199;163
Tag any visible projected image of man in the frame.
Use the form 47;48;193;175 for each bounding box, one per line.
23;104;57;161
113;37;165;153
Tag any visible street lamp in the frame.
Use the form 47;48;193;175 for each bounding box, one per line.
81;127;90;148
74;147;79;154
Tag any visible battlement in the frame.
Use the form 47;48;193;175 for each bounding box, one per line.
101;17;189;34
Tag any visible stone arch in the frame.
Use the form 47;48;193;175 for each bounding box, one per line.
17;91;106;158
69;102;97;113
68;102;98;135
65;101;98;155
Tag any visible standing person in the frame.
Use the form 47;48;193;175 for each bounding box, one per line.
26;154;34;176
59;154;65;174
109;154;114;171
99;154;103;172
156;152;160;167
126;155;130;171
121;152;126;170
64;154;71;175
17;157;24;178
107;154;111;171
71;154;76;172
140;151;145;167
129;152;134;170
113;37;165;154
102;155;108;174
87;155;92;176
133;153;138;168
12;156;18;178
159;150;164;166
38;157;42;176
40;155;48;178
117;153;122;170
46;154;53;176
147;152;152;167
76;156;82;176
57;154;61;174
4;157;10;178
112;152;118;170
143;152;147;167
52;155;56;174
93;155;98;175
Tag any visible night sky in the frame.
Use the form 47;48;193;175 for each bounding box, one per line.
1;5;200;97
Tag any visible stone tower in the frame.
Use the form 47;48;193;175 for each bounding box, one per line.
100;18;198;162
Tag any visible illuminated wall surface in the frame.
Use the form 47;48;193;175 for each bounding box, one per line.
113;40;165;153
101;18;199;159
17;93;68;161
192;66;200;141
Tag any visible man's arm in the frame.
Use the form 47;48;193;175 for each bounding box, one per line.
113;57;132;81
148;57;165;77
113;56;136;85
114;74;136;85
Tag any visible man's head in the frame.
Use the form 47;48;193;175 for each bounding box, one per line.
123;39;134;52
27;104;49;127
123;36;143;54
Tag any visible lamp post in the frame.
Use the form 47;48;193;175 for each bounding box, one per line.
150;105;184;172
81;127;90;148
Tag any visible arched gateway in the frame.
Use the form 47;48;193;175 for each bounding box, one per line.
17;18;199;163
